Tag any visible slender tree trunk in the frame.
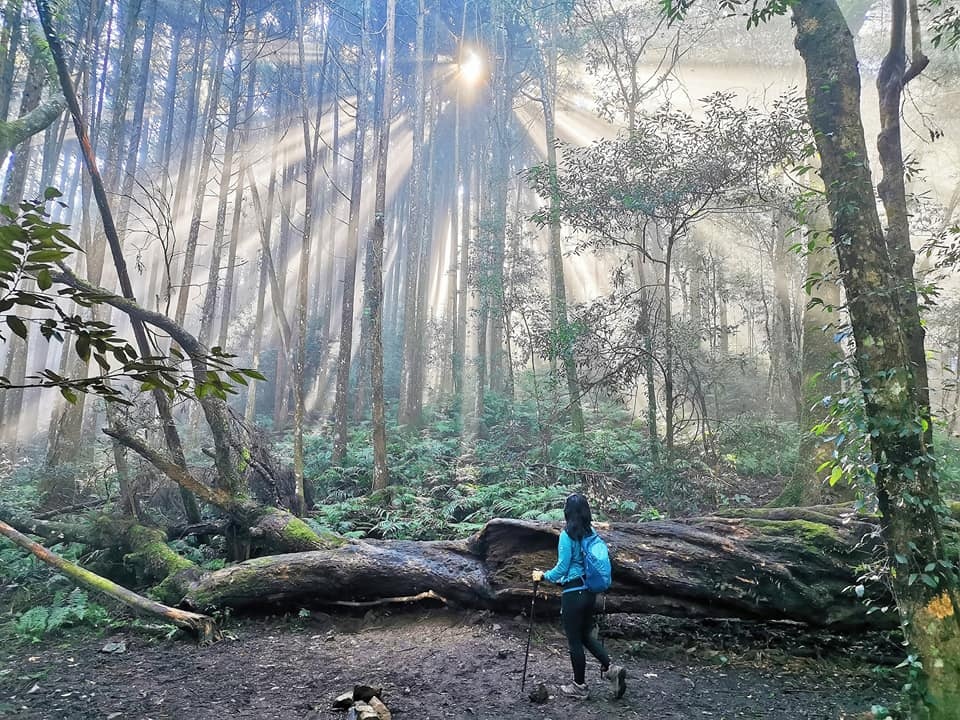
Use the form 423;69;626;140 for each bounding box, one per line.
663;237;676;452
774;203;846;506
0;0;23;123
172;0;206;220
38;0;202;523
397;0;427;427
245;248;268;425
198;0;244;346
219;36;258;350
157;0;184;199
771;211;802;418
174;0;229;329
114;0;157;237
454;153;471;398
331;4;370;463
0;41;45;447
536;11;584;434
290;0;321;513
364;0;395;491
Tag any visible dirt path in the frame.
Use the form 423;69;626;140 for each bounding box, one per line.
0;609;896;719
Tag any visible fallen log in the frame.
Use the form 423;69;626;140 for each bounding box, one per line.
0;505;202;603
184;506;893;630
0;520;218;642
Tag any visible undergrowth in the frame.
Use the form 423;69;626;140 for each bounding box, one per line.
288;393;736;540
12;588;111;642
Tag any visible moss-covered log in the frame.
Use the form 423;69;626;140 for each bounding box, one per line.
104;427;341;556
185;506;892;630
0;520;218;642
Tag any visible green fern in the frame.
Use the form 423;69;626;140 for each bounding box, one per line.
12;589;109;642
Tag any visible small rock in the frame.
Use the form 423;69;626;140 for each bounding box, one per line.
100;640;126;654
497;649;510;659
333;691;354;709
401;687;411;695
367;696;391;720
353;685;382;702
529;683;550;704
349;702;380;720
492;623;502;631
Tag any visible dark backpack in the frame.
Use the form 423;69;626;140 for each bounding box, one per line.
580;533;612;593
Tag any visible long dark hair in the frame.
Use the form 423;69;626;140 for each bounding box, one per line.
564;493;593;541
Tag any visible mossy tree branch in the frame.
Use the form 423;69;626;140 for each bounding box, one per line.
0;519;218;642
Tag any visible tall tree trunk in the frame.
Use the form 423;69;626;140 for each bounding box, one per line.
114;0;157;238
484;0;510;401
198;0;244;346
793;1;959;714
663;236;676;452
331;3;370;463
245;248;268;425
397;0;427;427
0;40;45;447
290;0;321;514
454;152;471;399
771;210;802;418
156;0;184;199
634;252;659;461
535;9;584;435
219;30;258;350
174;0;229;329
171;0;205;220
0;0;23;123
773;204;846;506
38;0;201;524
363;0;395;492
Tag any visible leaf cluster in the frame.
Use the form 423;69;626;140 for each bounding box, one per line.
0;191;265;403
526;92;810;249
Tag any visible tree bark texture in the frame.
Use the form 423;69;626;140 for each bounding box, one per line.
793;0;959;714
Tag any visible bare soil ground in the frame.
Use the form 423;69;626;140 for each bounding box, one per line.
0;608;898;720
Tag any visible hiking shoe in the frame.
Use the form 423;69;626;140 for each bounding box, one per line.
603;665;626;699
560;682;589;699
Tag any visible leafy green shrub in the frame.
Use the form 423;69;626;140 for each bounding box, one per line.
12;588;110;642
933;430;960;499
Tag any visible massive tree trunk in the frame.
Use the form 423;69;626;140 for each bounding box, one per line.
182;507;893;632
793;0;959;714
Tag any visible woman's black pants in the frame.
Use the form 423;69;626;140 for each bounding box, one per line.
560;589;610;684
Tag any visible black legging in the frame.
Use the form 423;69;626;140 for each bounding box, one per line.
561;589;610;684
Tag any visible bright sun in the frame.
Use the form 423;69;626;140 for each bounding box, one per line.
459;50;484;85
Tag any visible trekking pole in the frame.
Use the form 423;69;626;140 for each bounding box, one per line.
521;580;539;692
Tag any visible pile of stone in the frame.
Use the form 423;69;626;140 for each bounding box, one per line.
333;685;391;720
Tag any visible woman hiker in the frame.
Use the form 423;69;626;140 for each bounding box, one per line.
532;493;627;700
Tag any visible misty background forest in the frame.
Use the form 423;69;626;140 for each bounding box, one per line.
3;0;960;717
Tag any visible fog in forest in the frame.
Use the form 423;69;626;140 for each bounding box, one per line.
0;0;958;503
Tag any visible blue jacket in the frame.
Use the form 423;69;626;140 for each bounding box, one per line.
544;530;592;590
